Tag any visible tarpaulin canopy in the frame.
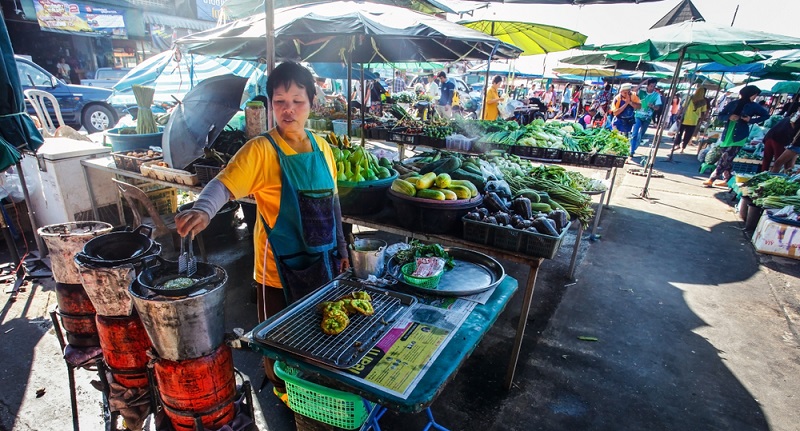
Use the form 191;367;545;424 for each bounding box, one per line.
458;20;587;56
0;18;43;172
309;63;378;81
176;1;522;63
110;49;267;107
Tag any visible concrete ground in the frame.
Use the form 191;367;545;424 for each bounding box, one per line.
1;130;799;431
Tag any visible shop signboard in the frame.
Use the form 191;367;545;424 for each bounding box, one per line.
32;0;127;38
196;0;223;22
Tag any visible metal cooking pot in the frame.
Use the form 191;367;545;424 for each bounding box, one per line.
129;256;228;361
81;225;157;266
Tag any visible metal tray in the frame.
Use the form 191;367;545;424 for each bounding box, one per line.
252;278;416;369
386;247;505;297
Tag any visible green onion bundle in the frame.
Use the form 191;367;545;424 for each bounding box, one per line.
132;85;157;134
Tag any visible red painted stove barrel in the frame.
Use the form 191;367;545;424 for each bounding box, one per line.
154;343;236;431
96;313;151;388
56;282;97;315
56;282;99;347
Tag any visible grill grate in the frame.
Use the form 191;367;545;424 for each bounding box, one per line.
254;280;415;369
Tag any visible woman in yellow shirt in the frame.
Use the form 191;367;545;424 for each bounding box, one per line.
483;75;504;120
673;87;708;153
176;62;349;401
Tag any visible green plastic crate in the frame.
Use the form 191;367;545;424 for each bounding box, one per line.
274;361;369;430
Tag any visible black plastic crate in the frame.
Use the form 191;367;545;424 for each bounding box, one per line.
541;148;564;161
731;161;760;174
511;146;541;158
462;217;494;245
388;131;421;145
562;151;593;165
593;154;626;168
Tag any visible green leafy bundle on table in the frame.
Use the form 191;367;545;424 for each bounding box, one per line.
751;176;800;200
394;240;455;271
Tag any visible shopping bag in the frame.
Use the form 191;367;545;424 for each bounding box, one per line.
667;121;679;137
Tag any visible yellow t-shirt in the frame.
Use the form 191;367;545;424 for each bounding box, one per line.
682;102;707;126
483;87;500;120
216;128;338;287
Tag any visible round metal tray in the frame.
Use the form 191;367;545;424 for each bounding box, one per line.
386;247;505;296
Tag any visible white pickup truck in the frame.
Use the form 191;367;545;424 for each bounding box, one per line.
81;67;130;89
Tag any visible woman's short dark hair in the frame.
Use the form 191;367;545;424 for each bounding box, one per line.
267;62;315;102
492;75;503;84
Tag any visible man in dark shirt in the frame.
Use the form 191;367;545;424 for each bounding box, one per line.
436;71;455;118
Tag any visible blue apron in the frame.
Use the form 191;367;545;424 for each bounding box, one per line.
260;131;338;304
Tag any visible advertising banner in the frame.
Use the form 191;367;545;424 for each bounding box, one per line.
33;0;127;38
196;0;223;22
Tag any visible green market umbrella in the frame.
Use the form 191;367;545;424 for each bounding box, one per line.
771;80;800;94
591;20;800;198
458;20;587;56
552;67;623;77
0;15;45;262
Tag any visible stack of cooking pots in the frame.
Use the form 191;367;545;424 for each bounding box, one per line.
129;255;235;430
74;225;162;391
38;222;114;347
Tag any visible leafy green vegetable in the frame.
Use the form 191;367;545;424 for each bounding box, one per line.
394;240;455;270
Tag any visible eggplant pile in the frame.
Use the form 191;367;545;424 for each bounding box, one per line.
464;191;569;237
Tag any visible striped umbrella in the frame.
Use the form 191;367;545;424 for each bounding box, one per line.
110;49;266;107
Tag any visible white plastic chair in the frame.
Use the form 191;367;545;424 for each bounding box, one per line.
24;89;65;137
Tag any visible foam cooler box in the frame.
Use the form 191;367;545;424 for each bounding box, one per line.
752;213;800;259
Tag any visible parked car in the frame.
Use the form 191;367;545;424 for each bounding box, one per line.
16;56;119;133
81;67;131;89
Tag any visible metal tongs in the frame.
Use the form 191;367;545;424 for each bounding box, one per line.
178;234;197;277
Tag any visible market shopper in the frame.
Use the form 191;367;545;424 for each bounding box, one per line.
560;85;572;118
761;112;800;172
482;75;503;121
629;79;662;161
611;83;641;139
436;71;455;118
392;70;406;94
175;62;349;402
668;94;681;128
702;85;770;187
673;87;708;153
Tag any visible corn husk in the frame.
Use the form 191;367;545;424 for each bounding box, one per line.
132;85;157;134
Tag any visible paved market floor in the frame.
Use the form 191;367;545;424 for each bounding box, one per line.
1;131;800;431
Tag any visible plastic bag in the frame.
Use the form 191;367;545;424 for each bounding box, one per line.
667;121;679;137
705;144;723;165
697;146;710;163
0;160;41;203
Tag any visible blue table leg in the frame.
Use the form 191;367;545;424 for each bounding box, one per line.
361;400;387;431
421;407;450;431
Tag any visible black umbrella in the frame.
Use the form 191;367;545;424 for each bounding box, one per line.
163;75;248;170
0;13;45;264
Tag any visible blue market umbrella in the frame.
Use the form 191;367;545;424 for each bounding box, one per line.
163;75;248;170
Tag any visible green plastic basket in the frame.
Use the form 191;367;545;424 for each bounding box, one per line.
274;361;369;430
401;262;443;289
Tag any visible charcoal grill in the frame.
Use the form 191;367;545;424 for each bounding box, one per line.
253;279;415;369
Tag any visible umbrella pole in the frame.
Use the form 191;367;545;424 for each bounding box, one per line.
481;43;500;121
15;159;46;258
264;0;275;129
361;63;366;146
360;63;365;140
346;49;352;138
641;47;686;199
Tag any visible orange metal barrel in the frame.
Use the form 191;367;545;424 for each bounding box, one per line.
96;313;152;388
154;343;236;430
55;282;97;315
